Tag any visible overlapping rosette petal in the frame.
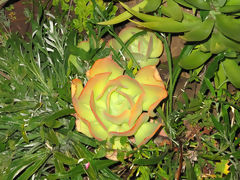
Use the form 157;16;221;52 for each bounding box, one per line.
71;56;167;147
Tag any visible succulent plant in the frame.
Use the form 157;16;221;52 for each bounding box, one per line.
108;26;163;68
99;0;240;89
71;56;167;152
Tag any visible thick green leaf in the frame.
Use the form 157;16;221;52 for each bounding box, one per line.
220;5;240;13
140;0;162;13
178;48;212;69
184;0;210;10
130;19;196;33
222;58;240;88
225;0;240;5
173;0;194;8
121;3;197;33
212;0;226;7
98;0;148;25
181;18;214;41
216;14;240;42
161;0;183;21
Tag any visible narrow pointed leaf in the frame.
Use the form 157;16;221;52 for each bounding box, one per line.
98;0;148;25
140;0;162;13
18;153;49;180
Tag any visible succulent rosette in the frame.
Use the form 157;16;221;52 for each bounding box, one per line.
108;26;163;68
71;56;167;148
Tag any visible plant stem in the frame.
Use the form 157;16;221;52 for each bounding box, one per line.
156;33;173;115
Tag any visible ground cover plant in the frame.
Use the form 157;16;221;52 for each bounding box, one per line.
0;0;240;179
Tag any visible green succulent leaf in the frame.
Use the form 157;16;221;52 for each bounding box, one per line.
161;0;183;21
134;122;161;146
173;0;194;8
129;19;197;33
212;0;227;7
98;0;148;25
214;61;227;89
216;14;240;42
219;5;240;13
225;0;240;5
140;0;162;13
121;2;197;32
181;18;214;41
222;58;240;88
179;48;212;69
184;0;211;10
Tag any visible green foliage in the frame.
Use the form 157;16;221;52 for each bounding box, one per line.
52;0;117;32
0;1;119;179
1;0;240;179
100;0;240;89
0;8;10;46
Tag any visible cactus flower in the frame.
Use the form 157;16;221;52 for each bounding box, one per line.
71;56;167;148
108;26;163;67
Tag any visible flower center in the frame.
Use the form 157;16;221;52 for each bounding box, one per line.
109;90;131;116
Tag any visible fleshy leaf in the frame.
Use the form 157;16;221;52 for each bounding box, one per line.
118;26;142;43
86;57;124;80
135;65;165;88
81;117;108;141
141;84;168;116
135;121;162;146
129;94;144;127
135;66;167;115
98;0;148;25
135;66;165;88
101;75;144;103
109;113;149;136
72;73;111;124
75;116;92;138
71;79;83;99
90;92;112;131
103;110;131;125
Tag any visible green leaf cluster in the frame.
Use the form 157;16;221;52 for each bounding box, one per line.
0;1;120;179
52;0;117;32
99;0;240;89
